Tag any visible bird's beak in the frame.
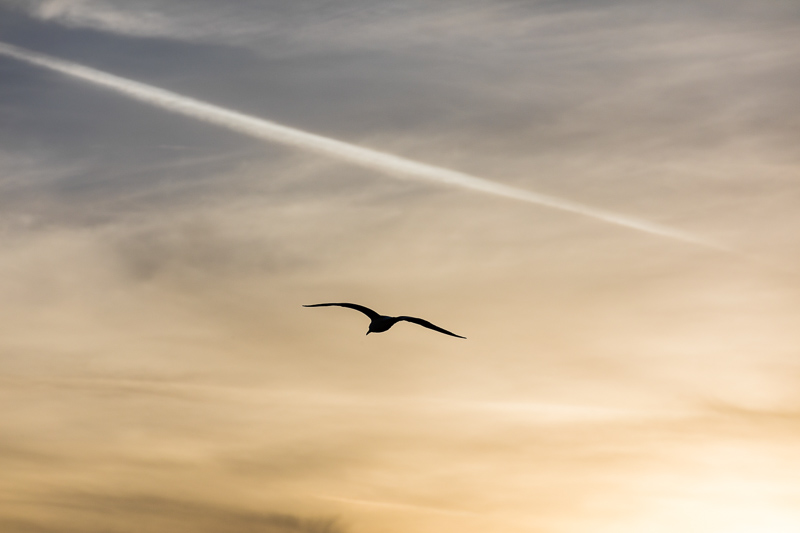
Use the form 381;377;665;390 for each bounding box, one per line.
365;331;370;335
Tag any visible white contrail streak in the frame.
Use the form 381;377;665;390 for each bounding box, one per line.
0;41;726;250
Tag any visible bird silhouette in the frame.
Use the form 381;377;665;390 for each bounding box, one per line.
303;303;466;339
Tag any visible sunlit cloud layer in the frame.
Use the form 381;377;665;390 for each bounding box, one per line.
1;1;800;532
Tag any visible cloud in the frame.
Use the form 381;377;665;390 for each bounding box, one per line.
18;0;800;64
2;2;800;532
0;493;344;533
0;41;728;251
24;0;173;38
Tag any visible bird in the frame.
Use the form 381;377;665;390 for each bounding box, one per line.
303;303;466;339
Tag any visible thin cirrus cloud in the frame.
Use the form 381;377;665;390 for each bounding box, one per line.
0;41;729;252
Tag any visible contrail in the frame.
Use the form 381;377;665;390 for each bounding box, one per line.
0;41;726;250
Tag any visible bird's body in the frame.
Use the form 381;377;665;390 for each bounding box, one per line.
303;303;466;339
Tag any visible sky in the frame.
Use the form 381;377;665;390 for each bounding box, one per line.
1;1;799;532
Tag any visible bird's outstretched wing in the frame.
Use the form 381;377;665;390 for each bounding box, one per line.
303;303;380;320
397;316;466;339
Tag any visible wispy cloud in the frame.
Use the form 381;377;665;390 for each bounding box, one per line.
0;493;345;533
24;0;173;38
2;3;800;532
315;494;479;518
0;41;726;251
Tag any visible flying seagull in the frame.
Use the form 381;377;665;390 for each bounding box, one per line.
303;303;466;339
